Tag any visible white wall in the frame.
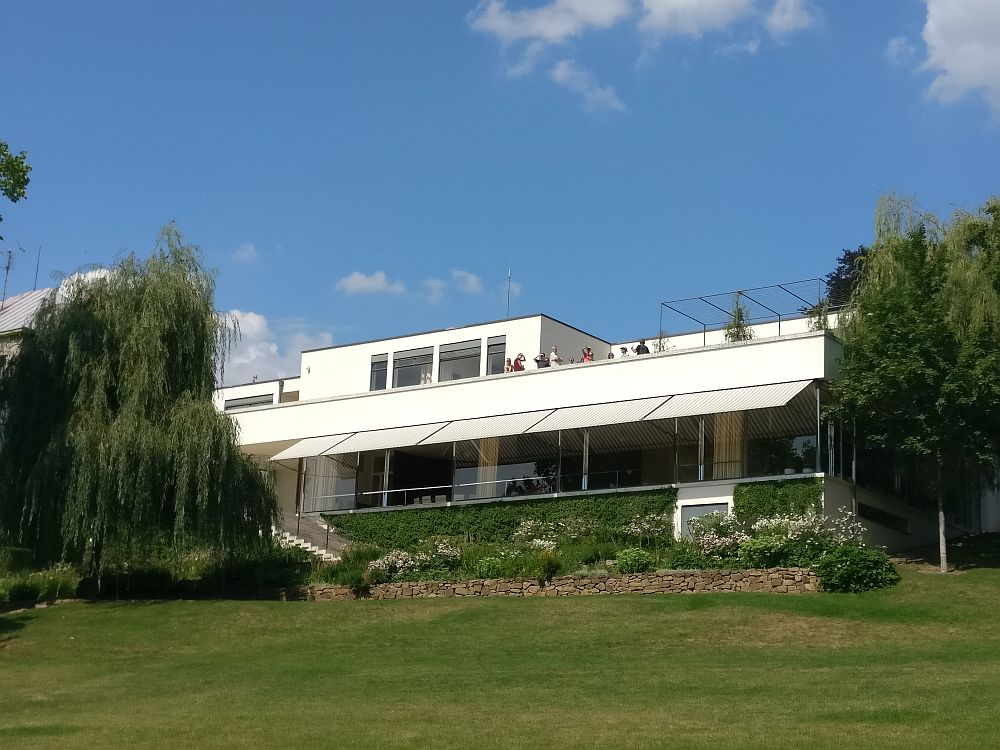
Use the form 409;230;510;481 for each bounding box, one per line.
823;476;967;551
298;316;545;400
232;331;834;449
675;480;738;535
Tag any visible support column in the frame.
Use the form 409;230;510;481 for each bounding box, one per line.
815;384;822;473
697;417;705;481
581;429;590;491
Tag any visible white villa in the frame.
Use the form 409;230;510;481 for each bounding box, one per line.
215;307;999;552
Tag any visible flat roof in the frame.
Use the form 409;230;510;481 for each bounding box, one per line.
299;312;610;354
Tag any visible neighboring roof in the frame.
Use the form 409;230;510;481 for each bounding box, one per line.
0;289;51;336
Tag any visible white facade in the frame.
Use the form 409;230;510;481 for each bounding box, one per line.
213;310;993;550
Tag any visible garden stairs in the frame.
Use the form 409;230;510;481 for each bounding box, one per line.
275;512;347;563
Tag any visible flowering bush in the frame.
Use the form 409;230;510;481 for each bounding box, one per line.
688;512;749;560
556;516;597;542
622;512;674;545
512;519;556;544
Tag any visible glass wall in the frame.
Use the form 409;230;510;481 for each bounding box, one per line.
453;433;559;501
439;339;481;382
312;384;827;511
392;347;433;388
302;454;359;512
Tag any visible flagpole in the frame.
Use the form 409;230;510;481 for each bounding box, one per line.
506;261;512;318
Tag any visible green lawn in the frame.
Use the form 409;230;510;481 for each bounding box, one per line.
3;549;1000;749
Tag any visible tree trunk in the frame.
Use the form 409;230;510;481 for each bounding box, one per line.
937;454;948;574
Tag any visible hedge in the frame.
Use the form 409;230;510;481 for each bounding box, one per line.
326;490;678;548
732;478;823;521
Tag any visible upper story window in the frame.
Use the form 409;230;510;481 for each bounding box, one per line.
439;339;481;382
393;347;433;388
224;393;274;410
370;354;388;391
486;335;506;375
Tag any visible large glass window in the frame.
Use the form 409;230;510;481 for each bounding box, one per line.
303;454;358;513
439;339;481;382
453;433;559;501
392;347;433;388
370;354;387;391
486;336;506;375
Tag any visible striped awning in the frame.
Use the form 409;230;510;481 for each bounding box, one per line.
528;396;669;433
271;434;353;461
421;410;554;445
643;381;813;421
329;423;449;454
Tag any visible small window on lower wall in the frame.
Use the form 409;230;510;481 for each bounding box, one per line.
680;503;730;538
857;502;909;534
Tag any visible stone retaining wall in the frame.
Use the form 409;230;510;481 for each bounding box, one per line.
285;568;819;601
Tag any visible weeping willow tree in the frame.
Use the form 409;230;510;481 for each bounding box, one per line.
0;224;277;572
834;195;1000;572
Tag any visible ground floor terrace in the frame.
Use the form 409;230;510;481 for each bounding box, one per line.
272;381;860;525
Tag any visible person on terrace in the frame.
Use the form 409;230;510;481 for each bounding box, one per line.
534;351;549;368
512;353;526;371
549;346;563;366
581;346;594;362
504;357;514;373
634;339;650;355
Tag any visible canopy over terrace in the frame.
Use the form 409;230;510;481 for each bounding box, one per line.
271;379;835;513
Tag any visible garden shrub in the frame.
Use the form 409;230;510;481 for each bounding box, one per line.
0;545;33;575
812;545;901;593
474;556;506;579
660;541;712;570
732;479;823;522
327;490;677;548
615;548;655;574
7;579;42;603
533;549;562;582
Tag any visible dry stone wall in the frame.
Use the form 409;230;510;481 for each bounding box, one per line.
285;568;819;601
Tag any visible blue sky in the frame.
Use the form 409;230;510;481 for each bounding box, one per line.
3;1;999;383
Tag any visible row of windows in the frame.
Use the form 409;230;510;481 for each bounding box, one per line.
370;336;506;391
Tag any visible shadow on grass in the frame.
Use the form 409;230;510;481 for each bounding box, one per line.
0;611;27;643
896;533;1000;571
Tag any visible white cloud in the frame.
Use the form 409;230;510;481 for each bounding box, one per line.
639;0;753;37
718;37;761;56
766;0;813;38
469;0;631;45
223;309;333;385
551;58;626;111
335;271;405;295
424;278;446;304
885;35;916;66
451;269;484;294
232;242;258;264
922;0;1000;113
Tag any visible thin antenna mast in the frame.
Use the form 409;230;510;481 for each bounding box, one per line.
1;249;13;310
33;246;41;291
505;261;512;319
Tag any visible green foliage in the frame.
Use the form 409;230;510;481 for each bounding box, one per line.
660;540;711;570
0;545;33;574
824;245;870;306
0;139;31;238
473;556;506;579
833;196;1000;528
732;479;823;522
0;225;277;572
615;547;655;574
1;564;80;604
813;546;901;593
328;490;677;549
534;549;562;582
723;293;755;342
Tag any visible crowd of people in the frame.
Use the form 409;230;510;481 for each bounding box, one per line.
503;339;652;372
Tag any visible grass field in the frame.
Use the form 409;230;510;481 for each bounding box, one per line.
3;540;1000;749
